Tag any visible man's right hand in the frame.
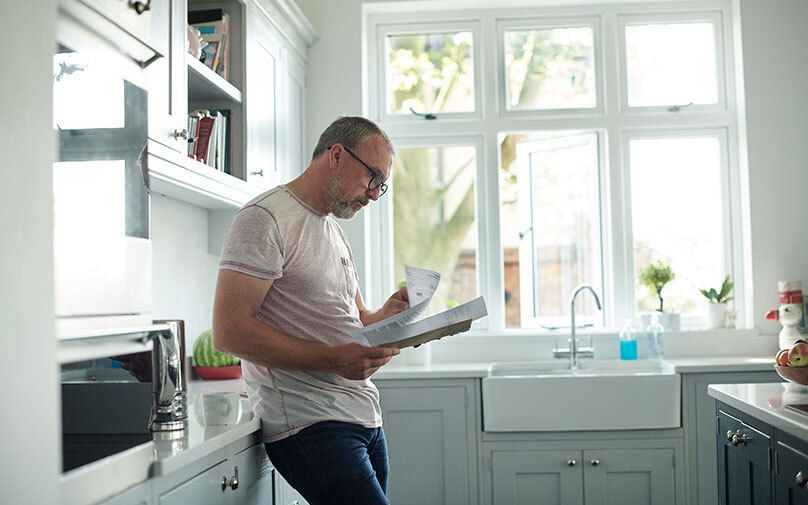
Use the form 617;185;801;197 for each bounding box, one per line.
328;342;400;380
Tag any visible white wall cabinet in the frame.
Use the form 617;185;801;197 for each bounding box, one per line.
375;379;481;505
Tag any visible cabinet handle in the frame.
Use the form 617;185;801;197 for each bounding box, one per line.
221;476;227;491
566;458;577;466
590;458;600;466
726;430;734;441
128;0;151;14
250;170;264;177
172;128;188;140
228;476;239;490
731;430;748;446
797;471;808;487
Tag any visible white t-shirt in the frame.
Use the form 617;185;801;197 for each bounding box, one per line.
218;185;382;442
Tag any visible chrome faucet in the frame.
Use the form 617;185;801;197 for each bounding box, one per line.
552;285;602;370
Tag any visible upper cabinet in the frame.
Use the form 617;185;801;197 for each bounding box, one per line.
146;0;316;209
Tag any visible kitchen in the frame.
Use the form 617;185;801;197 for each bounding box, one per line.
3;0;808;504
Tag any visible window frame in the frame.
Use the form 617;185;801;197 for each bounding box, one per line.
363;1;745;334
497;16;605;119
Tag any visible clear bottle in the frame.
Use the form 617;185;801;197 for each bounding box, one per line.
619;318;638;360
647;313;665;359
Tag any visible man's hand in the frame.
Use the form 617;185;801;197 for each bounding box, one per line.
378;287;409;320
328;342;400;380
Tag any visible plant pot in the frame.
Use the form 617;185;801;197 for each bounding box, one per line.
707;303;728;329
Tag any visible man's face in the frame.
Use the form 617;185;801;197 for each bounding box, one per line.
327;135;393;219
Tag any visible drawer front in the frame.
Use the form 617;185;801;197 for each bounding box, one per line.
718;409;771;467
776;441;808;505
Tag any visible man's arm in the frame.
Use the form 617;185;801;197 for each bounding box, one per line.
355;287;409;326
212;269;399;380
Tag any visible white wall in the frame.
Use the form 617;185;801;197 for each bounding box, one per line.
151;196;222;355
0;1;61;504
298;0;808;333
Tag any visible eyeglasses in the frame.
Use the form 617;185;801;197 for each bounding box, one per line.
328;145;388;196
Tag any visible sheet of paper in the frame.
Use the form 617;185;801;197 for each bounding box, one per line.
404;265;440;306
352;296;488;347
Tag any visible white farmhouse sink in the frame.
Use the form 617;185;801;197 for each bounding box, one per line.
482;359;681;432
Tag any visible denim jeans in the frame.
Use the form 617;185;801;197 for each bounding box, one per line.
264;421;390;505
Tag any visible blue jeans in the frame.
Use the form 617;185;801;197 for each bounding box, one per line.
264;421;390;505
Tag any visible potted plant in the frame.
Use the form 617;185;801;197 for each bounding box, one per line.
700;275;734;329
639;260;680;330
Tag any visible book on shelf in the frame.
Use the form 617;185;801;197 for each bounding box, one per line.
187;109;231;174
189;9;230;81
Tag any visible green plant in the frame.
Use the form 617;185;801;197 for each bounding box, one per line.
639;260;676;312
700;275;734;304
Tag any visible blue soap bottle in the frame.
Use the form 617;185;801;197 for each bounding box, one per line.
619;318;638;360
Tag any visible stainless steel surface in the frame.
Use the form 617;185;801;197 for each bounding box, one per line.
730;430;748;446
566;458;577;466
796;471;807;487
228;476;238;490
552;285;601;369
221;476;228;491
150;320;188;431
590;458;600;466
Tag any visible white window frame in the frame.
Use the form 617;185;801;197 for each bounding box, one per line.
617;10;728;114
497;16;605;119
371;20;485;124
363;1;745;335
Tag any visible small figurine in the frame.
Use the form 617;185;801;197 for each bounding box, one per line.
766;303;805;350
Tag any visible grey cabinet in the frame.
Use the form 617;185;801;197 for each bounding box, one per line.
100;481;151;505
158;460;234;505
716;407;772;505
490;447;676;505
774;433;808;505
376;379;480;505
682;370;778;505
232;442;274;505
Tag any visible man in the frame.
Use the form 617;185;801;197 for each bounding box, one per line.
212;116;408;505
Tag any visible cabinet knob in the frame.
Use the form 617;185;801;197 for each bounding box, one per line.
250;170;264;177
221;476;227;491
228;476;239;490
731;430;748;446
797;471;808;487
566;458;577;466
726;430;734;441
172;128;188;140
590;458;601;466
128;0;151;15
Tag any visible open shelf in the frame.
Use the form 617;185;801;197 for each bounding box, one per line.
187;56;242;103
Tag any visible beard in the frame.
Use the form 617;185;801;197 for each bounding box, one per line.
327;175;369;219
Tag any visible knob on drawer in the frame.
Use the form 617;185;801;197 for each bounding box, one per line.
796;471;808;487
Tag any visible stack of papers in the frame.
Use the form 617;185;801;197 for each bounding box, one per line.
350;266;487;349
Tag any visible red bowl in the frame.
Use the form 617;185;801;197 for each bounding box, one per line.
193;365;242;380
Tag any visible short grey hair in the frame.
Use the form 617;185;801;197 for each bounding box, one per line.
311;116;394;161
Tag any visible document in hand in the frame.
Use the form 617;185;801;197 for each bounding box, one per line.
350;265;488;349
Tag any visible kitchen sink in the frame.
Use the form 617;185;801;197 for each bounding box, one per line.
482;359;681;432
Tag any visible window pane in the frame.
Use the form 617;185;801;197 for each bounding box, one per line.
500;132;602;328
504;27;596;111
630;137;724;315
625;22;718;107
386;32;474;114
393;146;477;314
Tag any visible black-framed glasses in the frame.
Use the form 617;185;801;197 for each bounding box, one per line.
329;145;388;196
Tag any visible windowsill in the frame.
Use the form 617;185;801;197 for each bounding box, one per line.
460;326;761;339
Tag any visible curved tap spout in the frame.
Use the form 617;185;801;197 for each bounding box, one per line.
569;285;602;369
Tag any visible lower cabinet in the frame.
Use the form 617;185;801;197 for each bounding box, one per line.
158;460;234;505
490;447;677;505
715;402;808;505
375;378;480;505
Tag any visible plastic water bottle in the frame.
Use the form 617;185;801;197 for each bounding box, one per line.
647;313;665;359
619;319;638;360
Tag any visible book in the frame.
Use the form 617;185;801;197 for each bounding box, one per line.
190;10;230;80
349;266;487;349
194;113;215;164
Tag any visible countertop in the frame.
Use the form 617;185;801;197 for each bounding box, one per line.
372;356;776;379
708;382;808;441
60;378;256;505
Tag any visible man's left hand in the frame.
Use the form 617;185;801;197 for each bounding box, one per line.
379;287;409;319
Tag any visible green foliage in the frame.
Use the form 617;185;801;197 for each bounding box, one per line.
639;261;676;312
700;275;734;304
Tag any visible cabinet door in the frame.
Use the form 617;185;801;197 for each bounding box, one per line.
716;409;772;505
275;472;308;505
232;443;274;505
245;2;281;190
379;385;475;505
583;449;675;505
281;47;307;181
147;0;187;153
158;460;234;505
491;450;584;505
99;481;151;505
775;440;808;505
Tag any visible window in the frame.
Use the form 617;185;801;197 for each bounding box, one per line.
365;5;741;332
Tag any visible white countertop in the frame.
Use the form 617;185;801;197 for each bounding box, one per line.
372;356;776;379
708;382;808;441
